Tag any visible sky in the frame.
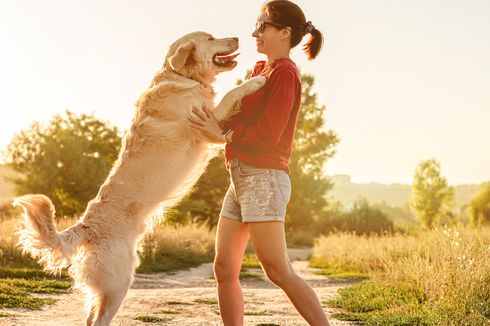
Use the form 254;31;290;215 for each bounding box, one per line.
0;0;489;185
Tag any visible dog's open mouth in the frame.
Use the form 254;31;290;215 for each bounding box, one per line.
213;51;240;67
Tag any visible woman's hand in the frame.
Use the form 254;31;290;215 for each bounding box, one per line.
187;106;224;143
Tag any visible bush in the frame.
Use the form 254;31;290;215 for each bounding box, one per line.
320;199;396;236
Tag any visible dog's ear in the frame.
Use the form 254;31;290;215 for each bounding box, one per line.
168;40;197;71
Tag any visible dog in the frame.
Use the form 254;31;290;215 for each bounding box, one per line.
12;31;266;325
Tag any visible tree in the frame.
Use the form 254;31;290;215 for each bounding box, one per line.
469;181;490;226
409;159;455;228
2;110;122;216
326;198;395;235
286;74;339;234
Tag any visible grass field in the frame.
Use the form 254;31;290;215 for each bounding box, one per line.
2;207;488;324
311;225;490;325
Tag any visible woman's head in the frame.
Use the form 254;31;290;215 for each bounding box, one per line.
252;0;323;60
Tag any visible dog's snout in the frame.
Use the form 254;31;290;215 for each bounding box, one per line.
232;37;238;42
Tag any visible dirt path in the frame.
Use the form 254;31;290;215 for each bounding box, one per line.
1;248;361;325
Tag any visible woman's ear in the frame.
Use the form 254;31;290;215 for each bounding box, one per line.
168;39;197;71
279;27;292;41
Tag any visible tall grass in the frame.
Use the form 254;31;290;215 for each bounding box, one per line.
137;222;216;273
312;226;490;324
0;217;40;268
310;230;419;277
1;211;216;273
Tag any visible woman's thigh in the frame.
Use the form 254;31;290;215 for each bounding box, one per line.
248;221;293;276
214;215;250;276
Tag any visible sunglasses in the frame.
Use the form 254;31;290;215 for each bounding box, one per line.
254;20;285;33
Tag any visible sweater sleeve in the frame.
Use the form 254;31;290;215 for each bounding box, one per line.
231;68;298;149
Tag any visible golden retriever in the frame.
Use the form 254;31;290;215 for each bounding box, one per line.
12;31;266;325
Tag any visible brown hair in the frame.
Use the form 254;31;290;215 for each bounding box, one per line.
261;0;323;60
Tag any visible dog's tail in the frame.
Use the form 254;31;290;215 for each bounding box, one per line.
12;194;89;275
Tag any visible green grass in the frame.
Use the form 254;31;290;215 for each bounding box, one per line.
309;258;369;279
156;308;180;314
133;315;173;322
325;280;436;325
0;278;71;294
245;310;273;316
164;300;193;305
0;312;18;317
239;268;263;280
242;253;261;268
0;267;72;309
193;298;217;304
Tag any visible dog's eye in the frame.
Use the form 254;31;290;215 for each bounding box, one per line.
208;37;214;41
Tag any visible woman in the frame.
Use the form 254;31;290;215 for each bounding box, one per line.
187;1;329;325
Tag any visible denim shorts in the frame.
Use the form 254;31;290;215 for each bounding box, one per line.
219;158;291;223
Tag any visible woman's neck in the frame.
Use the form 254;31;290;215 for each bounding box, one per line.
265;51;290;66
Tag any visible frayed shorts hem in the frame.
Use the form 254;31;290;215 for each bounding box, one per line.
220;211;285;223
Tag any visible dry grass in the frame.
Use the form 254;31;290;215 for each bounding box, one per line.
313;225;490;324
311;230;419;276
137;221;216;273
1;211;216;273
0;164;16;203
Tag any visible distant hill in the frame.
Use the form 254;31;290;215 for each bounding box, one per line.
327;174;481;208
0;164;16;203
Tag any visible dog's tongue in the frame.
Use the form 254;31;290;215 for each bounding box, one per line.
218;52;240;62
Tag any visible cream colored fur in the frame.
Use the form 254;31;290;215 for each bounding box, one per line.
12;31;265;326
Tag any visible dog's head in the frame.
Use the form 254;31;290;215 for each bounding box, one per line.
164;31;239;85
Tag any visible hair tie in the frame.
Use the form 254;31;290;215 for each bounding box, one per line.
305;21;315;34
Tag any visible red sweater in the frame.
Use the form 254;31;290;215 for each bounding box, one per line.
223;57;302;175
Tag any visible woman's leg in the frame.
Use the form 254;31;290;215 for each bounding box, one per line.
214;216;250;326
248;221;331;326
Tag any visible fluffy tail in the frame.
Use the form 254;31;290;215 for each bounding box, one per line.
12;194;88;275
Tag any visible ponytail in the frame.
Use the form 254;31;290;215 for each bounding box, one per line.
302;24;324;60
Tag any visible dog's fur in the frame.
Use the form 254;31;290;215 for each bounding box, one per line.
12;31;265;325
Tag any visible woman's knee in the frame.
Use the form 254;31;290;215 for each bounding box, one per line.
213;258;240;284
261;260;295;286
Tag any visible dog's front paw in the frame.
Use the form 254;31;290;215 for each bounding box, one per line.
242;76;267;93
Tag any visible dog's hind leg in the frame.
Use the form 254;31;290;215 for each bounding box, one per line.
84;273;132;326
89;287;130;326
82;242;135;326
